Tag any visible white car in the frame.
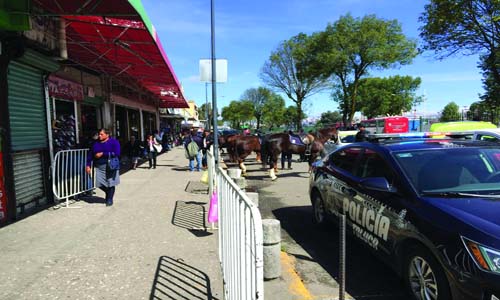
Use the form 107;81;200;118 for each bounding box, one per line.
448;128;500;142
471;128;500;142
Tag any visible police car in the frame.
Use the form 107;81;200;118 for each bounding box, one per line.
309;133;500;300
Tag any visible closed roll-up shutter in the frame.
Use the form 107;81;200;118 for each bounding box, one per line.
8;61;48;151
12;151;47;212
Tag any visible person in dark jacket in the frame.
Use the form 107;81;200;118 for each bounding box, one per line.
184;130;203;171
124;135;142;170
355;124;368;142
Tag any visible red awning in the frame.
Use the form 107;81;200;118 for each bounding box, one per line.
32;0;188;108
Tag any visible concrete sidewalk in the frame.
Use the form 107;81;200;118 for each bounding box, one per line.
0;147;223;300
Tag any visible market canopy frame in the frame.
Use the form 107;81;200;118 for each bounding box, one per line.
32;0;188;108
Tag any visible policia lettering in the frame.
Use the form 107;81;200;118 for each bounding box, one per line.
343;198;390;241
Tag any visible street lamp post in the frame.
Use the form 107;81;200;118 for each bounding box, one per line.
210;0;219;165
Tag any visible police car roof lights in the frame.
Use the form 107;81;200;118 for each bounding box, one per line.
367;132;451;142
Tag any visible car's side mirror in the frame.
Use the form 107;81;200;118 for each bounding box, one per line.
360;177;397;193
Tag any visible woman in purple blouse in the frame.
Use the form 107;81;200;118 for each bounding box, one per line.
86;128;121;206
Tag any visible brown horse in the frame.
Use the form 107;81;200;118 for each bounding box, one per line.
218;134;239;158
261;127;338;180
229;135;261;175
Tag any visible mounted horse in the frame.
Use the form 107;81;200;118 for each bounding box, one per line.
261;127;338;180
230;135;261;175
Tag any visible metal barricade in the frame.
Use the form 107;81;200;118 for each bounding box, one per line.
216;159;264;300
52;149;94;208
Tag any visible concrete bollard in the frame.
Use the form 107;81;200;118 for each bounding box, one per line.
246;192;259;207
262;219;281;280
227;168;241;179
233;177;246;190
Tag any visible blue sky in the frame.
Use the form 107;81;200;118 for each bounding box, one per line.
143;0;483;118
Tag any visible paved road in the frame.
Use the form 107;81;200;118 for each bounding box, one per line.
228;154;411;300
0;147;223;300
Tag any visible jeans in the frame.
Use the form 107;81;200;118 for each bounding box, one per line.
148;151;157;168
281;152;292;169
189;151;202;171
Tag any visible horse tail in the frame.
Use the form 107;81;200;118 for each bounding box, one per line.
260;136;269;168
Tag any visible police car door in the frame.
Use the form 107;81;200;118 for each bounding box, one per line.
348;148;404;256
325;147;363;222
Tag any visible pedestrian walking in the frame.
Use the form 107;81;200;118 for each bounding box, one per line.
124;135;142;170
85;128;120;206
201;129;212;169
184;130;202;172
153;129;164;153
146;134;160;169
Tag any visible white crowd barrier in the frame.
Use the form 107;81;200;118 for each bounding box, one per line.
210;149;264;300
52;149;94;208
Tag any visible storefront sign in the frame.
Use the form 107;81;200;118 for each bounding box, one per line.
0;152;7;222
48;75;84;101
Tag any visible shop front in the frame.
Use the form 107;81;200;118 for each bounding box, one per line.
3;50;59;217
112;94;157;144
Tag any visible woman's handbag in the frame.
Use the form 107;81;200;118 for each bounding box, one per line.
153;143;163;153
107;152;120;171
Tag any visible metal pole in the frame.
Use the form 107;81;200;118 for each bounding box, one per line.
205;82;210;131
339;214;346;300
211;0;219;166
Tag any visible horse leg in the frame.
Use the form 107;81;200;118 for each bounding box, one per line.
239;159;247;176
268;154;278;180
256;151;261;163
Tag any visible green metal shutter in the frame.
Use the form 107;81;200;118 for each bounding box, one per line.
7;61;48;151
12;151;47;212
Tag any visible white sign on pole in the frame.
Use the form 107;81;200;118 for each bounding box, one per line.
199;59;227;83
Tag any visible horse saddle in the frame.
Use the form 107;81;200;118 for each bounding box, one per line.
289;134;306;146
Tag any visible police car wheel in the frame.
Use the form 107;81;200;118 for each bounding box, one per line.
312;193;326;225
403;246;451;300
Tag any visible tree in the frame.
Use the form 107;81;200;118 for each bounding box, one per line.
240;87;273;130
357;76;423;118
261;92;286;130
198;103;212;124
283;106;307;130
419;0;500;106
317;111;342;127
308;14;418;125
221;100;254;129
440;102;461;122
260;33;330;131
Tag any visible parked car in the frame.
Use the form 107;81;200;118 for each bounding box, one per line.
309;136;500;300
430;121;496;132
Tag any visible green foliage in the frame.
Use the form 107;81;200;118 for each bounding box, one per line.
357;76;422;118
198;103;212;122
317;111;342;127
260;33;330;130
308;14;418;125
420;0;500;110
283;106;307;130
240;87;273;130
440;102;461;122
221;100;254;129
261;93;286;130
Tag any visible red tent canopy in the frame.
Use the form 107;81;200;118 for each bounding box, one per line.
32;0;188;108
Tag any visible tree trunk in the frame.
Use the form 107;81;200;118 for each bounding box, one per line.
296;100;303;131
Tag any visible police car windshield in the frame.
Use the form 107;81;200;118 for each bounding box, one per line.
393;147;500;195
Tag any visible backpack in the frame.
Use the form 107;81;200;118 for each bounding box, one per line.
187;140;199;158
